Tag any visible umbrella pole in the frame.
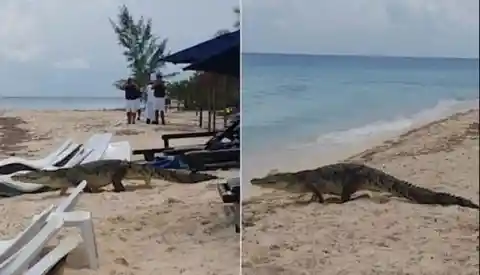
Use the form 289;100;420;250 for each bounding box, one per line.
199;106;203;128
223;75;228;128
212;85;217;132
207;87;212;131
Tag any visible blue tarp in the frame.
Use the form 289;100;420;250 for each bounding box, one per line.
150;156;188;169
163;30;239;77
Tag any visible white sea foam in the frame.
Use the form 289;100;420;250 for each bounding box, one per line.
296;98;478;148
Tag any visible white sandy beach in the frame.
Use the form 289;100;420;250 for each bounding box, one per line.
0;109;239;275
242;109;479;275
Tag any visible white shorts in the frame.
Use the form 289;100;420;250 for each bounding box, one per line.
145;101;155;120
152;97;165;111
125;99;140;112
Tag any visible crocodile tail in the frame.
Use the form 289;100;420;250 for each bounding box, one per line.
431;192;479;209
186;172;219;183
389;180;479;209
153;168;218;183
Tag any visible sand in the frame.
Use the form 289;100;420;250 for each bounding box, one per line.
0;109;239;275
242;109;479;275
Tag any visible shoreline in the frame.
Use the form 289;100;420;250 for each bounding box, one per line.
242;99;478;186
243;108;479;193
242;108;479;275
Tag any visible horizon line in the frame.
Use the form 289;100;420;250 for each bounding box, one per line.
241;51;479;60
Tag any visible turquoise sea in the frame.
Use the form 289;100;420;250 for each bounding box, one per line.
0;96;125;110
241;53;479;182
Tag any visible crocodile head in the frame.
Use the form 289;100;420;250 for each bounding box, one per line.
11;169;70;188
250;170;310;193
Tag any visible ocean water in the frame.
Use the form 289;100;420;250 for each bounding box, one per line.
242;53;479;181
0;96;125;110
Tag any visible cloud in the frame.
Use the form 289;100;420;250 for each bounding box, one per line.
53;58;90;69
0;0;238;97
0;1;45;62
243;0;479;58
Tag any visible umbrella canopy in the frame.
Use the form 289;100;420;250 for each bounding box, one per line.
183;44;239;77
163;30;239;64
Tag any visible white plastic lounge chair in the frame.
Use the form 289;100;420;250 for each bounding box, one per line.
52;133;113;169
0;182;98;273
0;204;56;264
32;210;98;270
28;181;87;223
31;181;99;269
102;141;132;161
0;215;65;275
0;157;92;195
0;133;112;194
53;211;99;270
24;235;80;275
53;180;87;214
0;139;74;168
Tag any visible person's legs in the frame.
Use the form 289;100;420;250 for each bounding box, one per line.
152;97;159;124
153;110;159;124
158;97;166;125
125;100;132;124
160;110;165;125
126;112;131;124
136;99;141;120
131;100;137;124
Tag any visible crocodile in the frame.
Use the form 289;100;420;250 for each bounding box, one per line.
250;162;479;209
11;159;219;195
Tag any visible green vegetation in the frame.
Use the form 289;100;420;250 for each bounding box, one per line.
110;5;173;98
111;5;239;130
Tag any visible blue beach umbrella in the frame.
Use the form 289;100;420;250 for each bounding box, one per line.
163;30;239;77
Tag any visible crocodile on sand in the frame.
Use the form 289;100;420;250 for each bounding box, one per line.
11;159;219;195
250;162;479;209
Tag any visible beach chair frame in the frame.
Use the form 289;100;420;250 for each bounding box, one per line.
217;177;240;233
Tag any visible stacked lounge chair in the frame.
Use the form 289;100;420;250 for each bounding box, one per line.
0;181;99;274
0;133;115;197
133;113;240;172
0;139;81;175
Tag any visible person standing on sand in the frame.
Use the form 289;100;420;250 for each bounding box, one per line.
123;78;140;124
145;82;155;124
134;84;143;121
151;73;167;125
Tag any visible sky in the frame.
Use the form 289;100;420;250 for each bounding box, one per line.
0;0;238;97
243;0;479;58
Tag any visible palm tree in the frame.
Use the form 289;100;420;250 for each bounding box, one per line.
110;5;174;100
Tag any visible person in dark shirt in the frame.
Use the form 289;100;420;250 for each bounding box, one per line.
123;78;140;124
151;73;166;125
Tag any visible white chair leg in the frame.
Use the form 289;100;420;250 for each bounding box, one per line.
79;216;99;269
24;236;80;275
55;211;99;270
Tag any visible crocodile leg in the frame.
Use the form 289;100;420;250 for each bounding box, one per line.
111;168;127;192
305;181;325;203
59;187;69;196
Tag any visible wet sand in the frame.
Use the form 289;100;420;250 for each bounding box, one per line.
242;109;479;275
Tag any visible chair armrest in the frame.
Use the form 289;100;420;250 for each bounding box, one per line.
161;131;217;148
